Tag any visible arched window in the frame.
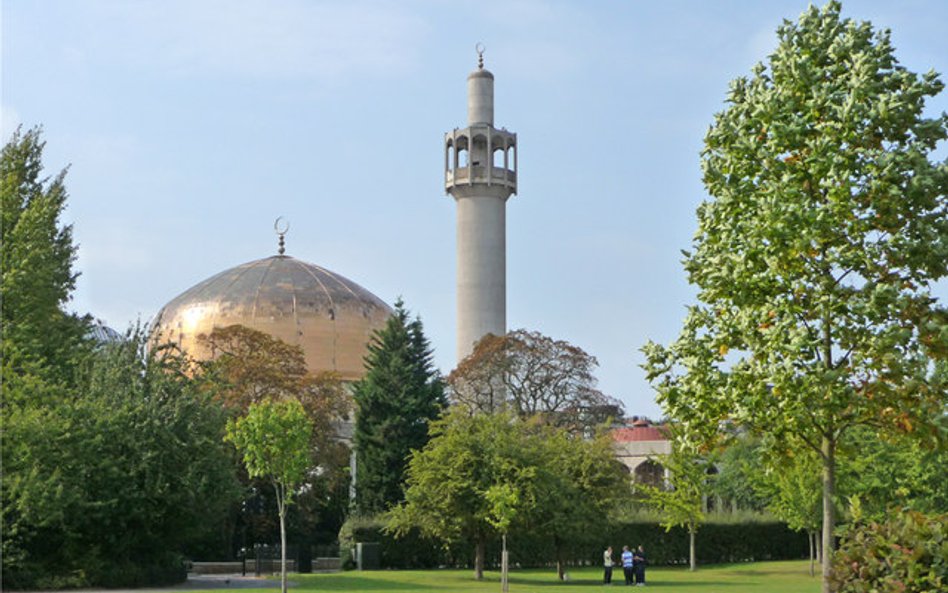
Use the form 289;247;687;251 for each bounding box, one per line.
634;460;665;489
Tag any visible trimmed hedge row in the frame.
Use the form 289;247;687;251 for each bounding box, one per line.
340;518;808;569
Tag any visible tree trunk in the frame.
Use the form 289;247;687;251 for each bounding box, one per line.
501;533;509;593
689;528;696;571
279;501;288;593
821;434;836;593
555;537;565;581
808;530;816;577
816;529;823;564
474;537;485;581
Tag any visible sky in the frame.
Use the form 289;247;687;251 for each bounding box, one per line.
3;0;947;419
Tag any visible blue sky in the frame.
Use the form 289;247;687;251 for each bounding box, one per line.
3;0;947;418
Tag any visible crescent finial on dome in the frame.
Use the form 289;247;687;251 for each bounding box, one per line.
274;216;290;255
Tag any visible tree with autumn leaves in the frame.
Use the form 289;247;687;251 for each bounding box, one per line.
449;329;623;434
643;3;948;592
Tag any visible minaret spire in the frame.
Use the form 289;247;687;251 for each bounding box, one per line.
444;47;518;362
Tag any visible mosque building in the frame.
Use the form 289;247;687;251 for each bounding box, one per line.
150;221;391;381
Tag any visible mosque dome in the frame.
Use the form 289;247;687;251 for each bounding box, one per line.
150;253;391;381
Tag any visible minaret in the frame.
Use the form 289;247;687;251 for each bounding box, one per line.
444;45;518;362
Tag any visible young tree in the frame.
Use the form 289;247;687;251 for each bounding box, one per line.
226;399;313;593
643;3;948;590
751;443;823;576
1;126;90;394
634;437;713;571
449;329;623;434
352;299;445;515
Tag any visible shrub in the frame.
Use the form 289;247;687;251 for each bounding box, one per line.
831;510;947;593
339;517;808;569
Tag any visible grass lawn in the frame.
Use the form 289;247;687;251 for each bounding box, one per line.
199;561;821;593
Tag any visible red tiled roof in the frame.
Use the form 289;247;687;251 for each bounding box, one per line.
612;425;669;443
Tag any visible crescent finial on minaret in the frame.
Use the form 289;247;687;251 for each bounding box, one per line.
476;42;485;69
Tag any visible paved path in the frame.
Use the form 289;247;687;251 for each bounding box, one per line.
18;574;293;593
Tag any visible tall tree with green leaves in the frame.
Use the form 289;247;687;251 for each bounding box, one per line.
226;398;313;593
352;299;445;515
1;126;90;395
642;3;948;590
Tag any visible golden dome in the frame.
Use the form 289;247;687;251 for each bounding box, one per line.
151;255;391;381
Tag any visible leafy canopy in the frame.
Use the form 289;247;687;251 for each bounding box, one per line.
449;329;623;434
642;3;948;588
1;126;90;392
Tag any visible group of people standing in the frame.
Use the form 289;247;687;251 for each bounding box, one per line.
603;545;646;586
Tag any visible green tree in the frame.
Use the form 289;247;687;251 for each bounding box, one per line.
1;126;90;396
634;436;713;571
226;398;313;593
352;299;445;515
2;330;241;588
388;408;543;580
643;3;948;589
837;423;948;520
751;442;823;576
197;325;350;557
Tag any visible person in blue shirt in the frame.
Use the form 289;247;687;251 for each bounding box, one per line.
621;545;634;585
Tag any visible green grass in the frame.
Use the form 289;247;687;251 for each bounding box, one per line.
195;561;821;593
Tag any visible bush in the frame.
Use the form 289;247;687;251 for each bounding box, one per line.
831;510;947;592
339;517;808;570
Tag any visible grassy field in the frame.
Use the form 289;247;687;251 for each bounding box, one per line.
200;561;821;593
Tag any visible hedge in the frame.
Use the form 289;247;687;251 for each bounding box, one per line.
339;517;808;570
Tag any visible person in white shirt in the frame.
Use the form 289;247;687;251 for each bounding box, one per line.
603;546;614;584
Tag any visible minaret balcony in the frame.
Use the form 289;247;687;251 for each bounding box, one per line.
445;166;517;190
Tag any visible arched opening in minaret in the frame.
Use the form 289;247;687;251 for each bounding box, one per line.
493;147;505;169
455;135;470;169
458;147;469;168
445;139;454;172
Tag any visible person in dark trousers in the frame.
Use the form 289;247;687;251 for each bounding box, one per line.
633;545;647;586
621;545;634;585
603;546;614;584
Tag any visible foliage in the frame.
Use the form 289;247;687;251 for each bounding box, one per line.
449;329;623;434
387;408;544;580
353;298;446;515
1;330;241;588
226;398;314;593
1;125;91;396
528;427;632;579
197;324;351;552
388;407;630;580
346;515;806;570
711;434;769;512
642;2;948;589
831;508;947;592
837;423;948;520
634;434;714;570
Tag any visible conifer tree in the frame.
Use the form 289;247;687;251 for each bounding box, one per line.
352;299;446;515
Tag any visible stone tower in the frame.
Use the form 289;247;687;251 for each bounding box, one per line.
444;46;518;362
